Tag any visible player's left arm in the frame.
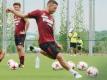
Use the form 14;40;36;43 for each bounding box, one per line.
24;18;29;33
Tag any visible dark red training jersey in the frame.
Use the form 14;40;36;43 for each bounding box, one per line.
14;16;26;35
28;10;55;44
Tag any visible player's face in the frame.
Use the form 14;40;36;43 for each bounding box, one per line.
48;4;58;14
13;5;21;11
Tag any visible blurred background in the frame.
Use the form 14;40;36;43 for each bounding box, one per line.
0;0;107;54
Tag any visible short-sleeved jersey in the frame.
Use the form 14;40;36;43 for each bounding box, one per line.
77;39;83;47
68;32;78;43
28;10;55;44
14;16;26;35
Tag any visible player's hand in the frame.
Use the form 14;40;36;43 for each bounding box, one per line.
6;8;14;13
20;31;26;34
57;43;63;50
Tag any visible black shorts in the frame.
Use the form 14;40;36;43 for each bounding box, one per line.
70;43;77;48
77;46;82;50
39;42;59;59
14;34;26;46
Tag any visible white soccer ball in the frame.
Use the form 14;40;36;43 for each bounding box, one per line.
86;66;99;77
67;61;75;69
51;61;63;70
7;59;14;66
7;59;18;70
77;61;88;70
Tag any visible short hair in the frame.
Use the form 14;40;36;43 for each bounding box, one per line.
13;2;21;7
47;0;58;5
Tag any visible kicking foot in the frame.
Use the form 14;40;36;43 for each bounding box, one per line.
74;73;82;79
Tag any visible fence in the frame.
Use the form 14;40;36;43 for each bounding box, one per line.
0;38;107;54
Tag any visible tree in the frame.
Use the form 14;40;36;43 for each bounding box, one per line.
73;0;86;32
59;0;67;51
72;0;88;52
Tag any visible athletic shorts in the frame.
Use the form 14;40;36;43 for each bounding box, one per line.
70;43;77;48
77;46;82;50
14;34;26;46
39;42;59;59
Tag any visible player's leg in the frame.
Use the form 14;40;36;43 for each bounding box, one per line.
77;46;82;55
29;45;54;59
70;43;77;55
72;43;77;55
16;45;25;67
29;43;82;78
39;42;82;79
56;53;82;78
15;35;26;68
69;43;73;55
0;50;5;62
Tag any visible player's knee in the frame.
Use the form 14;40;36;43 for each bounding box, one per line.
17;45;23;51
56;53;63;61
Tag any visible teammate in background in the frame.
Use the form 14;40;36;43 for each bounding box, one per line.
6;2;29;68
6;0;82;78
0;50;5;62
68;29;78;55
76;36;83;55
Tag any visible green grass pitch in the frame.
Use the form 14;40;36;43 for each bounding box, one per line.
0;53;107;80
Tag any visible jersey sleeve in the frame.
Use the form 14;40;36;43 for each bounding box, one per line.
28;10;41;18
68;33;73;38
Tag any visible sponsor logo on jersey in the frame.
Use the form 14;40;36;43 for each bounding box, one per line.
41;13;54;27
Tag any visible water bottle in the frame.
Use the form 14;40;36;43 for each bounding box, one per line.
35;56;40;69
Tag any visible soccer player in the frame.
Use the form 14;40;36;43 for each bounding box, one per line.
6;0;82;78
0;50;5;62
68;30;78;55
6;2;29;68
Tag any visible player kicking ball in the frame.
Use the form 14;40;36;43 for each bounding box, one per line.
6;0;82;78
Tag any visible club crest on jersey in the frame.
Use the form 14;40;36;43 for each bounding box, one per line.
41;13;54;27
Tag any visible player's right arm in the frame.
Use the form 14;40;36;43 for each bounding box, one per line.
6;8;41;18
6;8;27;18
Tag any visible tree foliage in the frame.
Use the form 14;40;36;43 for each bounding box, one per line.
58;0;67;51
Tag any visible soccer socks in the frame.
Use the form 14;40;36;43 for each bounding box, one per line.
69;68;78;75
20;56;24;65
69;68;82;78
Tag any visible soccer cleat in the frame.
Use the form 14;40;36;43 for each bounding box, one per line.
29;46;41;53
19;64;24;68
29;46;34;51
74;73;82;79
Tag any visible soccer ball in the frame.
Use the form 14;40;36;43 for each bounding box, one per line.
67;61;75;69
77;61;88;70
51;61;63;70
86;66;99;77
7;59;18;70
